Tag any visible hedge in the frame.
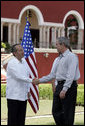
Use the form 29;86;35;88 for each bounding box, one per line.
1;84;84;106
1;84;6;97
77;86;84;106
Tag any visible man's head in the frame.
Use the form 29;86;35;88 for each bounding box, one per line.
11;44;24;61
56;37;71;53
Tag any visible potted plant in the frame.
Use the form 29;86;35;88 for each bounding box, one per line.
1;42;6;52
1;42;11;53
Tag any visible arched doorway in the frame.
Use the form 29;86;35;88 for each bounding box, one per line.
65;14;78;49
19;9;39;48
63;10;84;50
19;5;44;48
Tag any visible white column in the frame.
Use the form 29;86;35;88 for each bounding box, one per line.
77;29;83;49
16;24;20;44
58;27;61;37
67;28;70;38
39;26;43;48
8;23;12;45
54;27;57;44
61;27;65;37
1;22;4;42
51;27;56;47
46;27;50;48
13;24;17;44
51;27;54;43
42;26;46;48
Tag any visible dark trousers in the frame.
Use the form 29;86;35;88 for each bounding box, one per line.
52;81;77;125
7;99;27;125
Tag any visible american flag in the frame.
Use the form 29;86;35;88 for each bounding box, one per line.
21;18;39;113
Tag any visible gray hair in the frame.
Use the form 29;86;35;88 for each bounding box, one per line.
56;37;72;52
56;37;70;47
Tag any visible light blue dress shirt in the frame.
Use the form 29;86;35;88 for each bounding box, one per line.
6;57;32;101
39;49;80;91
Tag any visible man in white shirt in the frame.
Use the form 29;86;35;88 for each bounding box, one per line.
6;44;32;125
33;37;80;125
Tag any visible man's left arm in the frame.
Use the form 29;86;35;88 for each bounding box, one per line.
60;55;78;99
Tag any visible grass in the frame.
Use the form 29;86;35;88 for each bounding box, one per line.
1;98;84;125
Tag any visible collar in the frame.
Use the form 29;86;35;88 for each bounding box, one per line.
14;56;23;63
62;49;70;57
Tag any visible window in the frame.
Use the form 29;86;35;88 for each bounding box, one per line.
3;26;8;43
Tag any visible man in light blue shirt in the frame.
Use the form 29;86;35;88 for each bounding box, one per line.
33;37;80;125
6;44;32;125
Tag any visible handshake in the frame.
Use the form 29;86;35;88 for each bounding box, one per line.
32;78;40;85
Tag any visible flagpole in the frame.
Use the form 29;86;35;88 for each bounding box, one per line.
27;15;29;21
26;10;29;22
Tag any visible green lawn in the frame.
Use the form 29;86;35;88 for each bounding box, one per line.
1;98;84;125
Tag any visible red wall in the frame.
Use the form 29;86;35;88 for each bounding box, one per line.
77;54;84;84
35;52;84;84
1;1;84;23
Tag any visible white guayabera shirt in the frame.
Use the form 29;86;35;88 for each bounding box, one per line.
39;49;80;92
6;57;32;101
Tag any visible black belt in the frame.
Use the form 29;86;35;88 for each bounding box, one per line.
58;80;66;84
58;80;77;84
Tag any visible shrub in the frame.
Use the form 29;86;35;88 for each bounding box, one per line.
5;42;11;50
1;84;84;106
76;85;84;106
39;84;84;106
1;84;6;97
39;84;53;100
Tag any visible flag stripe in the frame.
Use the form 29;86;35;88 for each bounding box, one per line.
28;99;37;113
30;83;39;101
32;85;39;99
30;53;37;69
27;58;39;111
26;58;37;78
30;84;39;99
30;88;39;109
29;73;39;98
28;56;38;77
28;94;38;113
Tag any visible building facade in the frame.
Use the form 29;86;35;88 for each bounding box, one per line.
1;1;84;49
1;1;84;84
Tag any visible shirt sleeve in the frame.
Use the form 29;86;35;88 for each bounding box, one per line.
63;55;79;91
7;61;32;83
39;58;58;83
27;84;30;92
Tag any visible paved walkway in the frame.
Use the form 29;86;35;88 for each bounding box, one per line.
1;111;84;122
26;111;84;119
